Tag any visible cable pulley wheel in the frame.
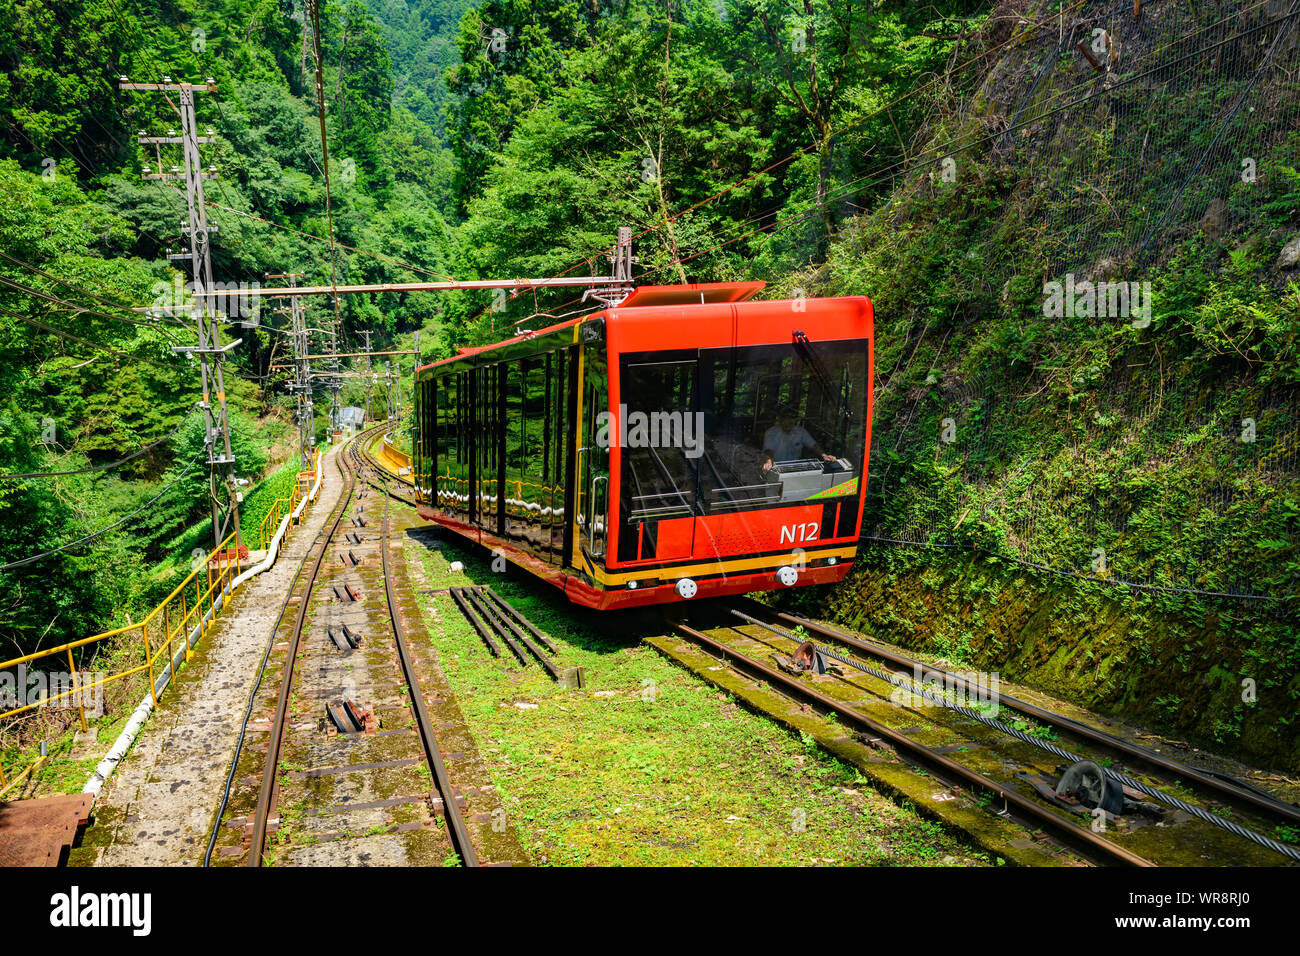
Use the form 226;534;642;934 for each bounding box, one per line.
1057;759;1125;814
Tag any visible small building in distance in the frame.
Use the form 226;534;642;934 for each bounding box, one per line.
337;406;366;436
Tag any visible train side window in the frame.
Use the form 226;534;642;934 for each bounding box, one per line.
523;357;546;470
518;357;547;552
548;350;568;562
619;359;699;522
445;374;456;460
473;366;491;527
435;374;449;505
451;373;462;502
505;360;525;480
457;370;469;475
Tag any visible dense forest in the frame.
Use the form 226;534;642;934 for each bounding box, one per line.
0;0;980;650
1;1;1297;764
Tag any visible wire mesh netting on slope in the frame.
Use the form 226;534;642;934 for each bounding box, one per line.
864;359;1299;601
994;0;1300;272
857;0;1300;607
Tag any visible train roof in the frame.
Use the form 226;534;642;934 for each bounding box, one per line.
415;280;871;378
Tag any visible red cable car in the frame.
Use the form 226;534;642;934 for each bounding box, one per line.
413;281;873;609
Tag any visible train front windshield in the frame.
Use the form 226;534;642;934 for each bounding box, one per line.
617;341;869;520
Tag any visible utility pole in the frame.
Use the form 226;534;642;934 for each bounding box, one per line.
328;297;342;440
384;361;394;423
269;273;313;469
393;358;402;423
409;330;420;450
382;359;404;425
361;329;374;425
123;76;242;554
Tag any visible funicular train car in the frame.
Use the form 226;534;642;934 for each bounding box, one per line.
413;282;873;609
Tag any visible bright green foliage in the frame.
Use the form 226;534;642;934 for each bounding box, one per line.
0;0;995;657
5;0;1294;777
365;0;474;140
437;0;979;346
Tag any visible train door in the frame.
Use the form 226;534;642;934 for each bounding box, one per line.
572;342;609;573
615;355;699;564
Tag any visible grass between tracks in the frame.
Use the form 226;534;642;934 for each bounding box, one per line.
404;528;989;867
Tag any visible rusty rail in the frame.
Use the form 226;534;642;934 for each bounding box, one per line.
670;620;1154;867
742;599;1300;829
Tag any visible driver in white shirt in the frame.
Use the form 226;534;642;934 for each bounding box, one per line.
762;405;836;473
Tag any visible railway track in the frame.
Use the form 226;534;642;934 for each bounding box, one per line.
663;600;1300;867
356;435;418;507
205;425;512;866
261;428;1297;868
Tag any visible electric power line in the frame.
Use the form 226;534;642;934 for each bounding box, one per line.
0;452;203;571
0;305;179;372
0;409;196;480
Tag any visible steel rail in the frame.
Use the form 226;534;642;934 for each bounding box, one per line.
375;457;479;867
725;606;1300;863
246;426;379;865
741;599;1300;827
449;588;503;657
469;587;563;681
671;620;1155;867
481;589;559;655
357;440;418;507
462;586;532;667
360;468;417;507
204;455;343;866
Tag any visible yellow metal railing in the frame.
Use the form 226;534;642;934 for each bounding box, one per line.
0;448;326;794
0;532;239;792
257;454;320;551
259;471;305;551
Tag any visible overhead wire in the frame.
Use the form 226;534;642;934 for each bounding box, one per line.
0;410;196;480
0;452;203;571
0;256;188;342
0;305;179;372
307;0;346;352
0;273;184;338
0;8;202;339
200;196;457;282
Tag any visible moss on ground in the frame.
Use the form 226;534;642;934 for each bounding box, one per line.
404;528;988;866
